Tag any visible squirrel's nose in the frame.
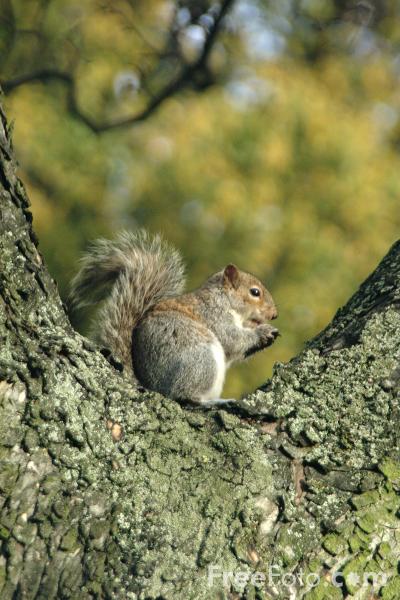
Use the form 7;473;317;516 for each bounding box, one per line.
270;327;280;339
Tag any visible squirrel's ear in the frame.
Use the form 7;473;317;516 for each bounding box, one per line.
223;264;240;289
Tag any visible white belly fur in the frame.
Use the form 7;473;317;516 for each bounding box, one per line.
200;340;226;402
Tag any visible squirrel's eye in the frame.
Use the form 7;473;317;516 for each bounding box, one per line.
250;287;261;297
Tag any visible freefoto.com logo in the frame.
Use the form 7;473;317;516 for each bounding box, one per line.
207;564;387;592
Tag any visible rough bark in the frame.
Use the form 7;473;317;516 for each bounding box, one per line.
0;95;399;600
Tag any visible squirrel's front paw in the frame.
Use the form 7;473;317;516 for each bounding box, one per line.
257;324;280;347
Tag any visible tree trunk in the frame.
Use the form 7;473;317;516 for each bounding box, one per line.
0;95;399;600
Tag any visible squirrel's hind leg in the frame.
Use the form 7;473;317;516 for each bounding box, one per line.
132;315;228;404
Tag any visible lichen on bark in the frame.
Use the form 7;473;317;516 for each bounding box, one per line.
0;93;399;600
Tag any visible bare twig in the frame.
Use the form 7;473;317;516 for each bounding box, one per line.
1;0;235;134
2;69;72;92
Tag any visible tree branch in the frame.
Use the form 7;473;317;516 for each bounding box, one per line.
1;0;235;134
1;88;400;598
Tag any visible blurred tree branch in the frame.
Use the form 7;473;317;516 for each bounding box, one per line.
1;0;234;134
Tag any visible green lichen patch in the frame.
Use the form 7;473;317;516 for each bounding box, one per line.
322;533;346;556
350;489;380;510
303;579;342;600
296;478;400;599
381;575;400;600
342;552;370;594
379;459;400;489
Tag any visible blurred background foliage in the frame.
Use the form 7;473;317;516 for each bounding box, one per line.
1;0;399;397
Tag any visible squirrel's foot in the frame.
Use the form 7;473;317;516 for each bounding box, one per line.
200;397;236;407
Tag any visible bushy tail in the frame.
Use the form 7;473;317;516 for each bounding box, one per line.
70;230;185;372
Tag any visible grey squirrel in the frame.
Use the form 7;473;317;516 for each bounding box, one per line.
70;230;279;405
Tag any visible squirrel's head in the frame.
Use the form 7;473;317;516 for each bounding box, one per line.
222;264;278;326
